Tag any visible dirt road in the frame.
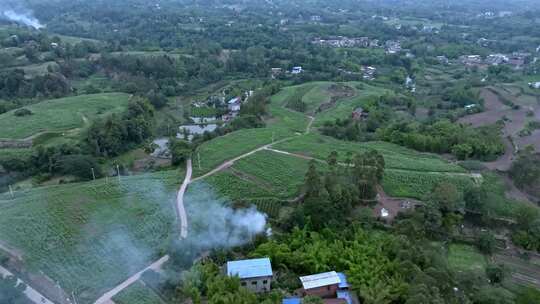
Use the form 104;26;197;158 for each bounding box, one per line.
93;255;169;304
0;265;55;304
177;159;192;239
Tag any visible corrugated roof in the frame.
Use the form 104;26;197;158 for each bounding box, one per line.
226;258;272;279
337;272;349;289
300;271;341;290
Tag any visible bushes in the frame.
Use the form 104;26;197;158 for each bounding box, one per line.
13;108;32;116
57;154;102;180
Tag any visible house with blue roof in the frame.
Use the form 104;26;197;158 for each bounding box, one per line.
226;257;273;293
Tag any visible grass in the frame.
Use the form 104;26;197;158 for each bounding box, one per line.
193;127;295;177
112;281;164;304
383;169;474;199
480;173;533;219
202;171;274;201
273;133;466;173
448;244;487;272
0;170;183;304
2;61;59;78
0;93;130;139
232;150;313;199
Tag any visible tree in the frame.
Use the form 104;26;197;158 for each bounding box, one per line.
0;275;27;304
170;139;192;166
431;182;462;213
486;264;506;284
451;144;473;160
57;154;102;180
477;231;497;255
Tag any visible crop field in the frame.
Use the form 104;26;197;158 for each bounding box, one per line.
201;171;275;201
267;103;311;134
193;127;295;176
0;170;183;303
232;150;313;199
448;244;487;272
383;169;475;199
0;93;130;139
112;281;165;304
494;251;540;289
273;133;466;173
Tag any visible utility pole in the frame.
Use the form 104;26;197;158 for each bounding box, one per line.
91;168;96;181
198;152;201;170
116;164;121;183
8;185;14;198
72;291;78;304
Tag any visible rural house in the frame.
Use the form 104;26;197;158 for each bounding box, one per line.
352;107;368;120
529;82;540;89
282;271;353;303
292;66;304;74
226;258;273;293
227;97;242;113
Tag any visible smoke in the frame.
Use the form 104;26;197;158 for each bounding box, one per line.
3;10;44;29
0;0;44;30
184;182;267;250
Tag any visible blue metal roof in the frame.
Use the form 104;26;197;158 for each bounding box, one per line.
282;298;302;304
337;272;349;289
337;291;353;304
227;258;272;279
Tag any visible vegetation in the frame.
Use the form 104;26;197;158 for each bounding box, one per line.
0;93;130;139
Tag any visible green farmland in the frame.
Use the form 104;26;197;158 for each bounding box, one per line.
0;93;130;139
0;170;182;303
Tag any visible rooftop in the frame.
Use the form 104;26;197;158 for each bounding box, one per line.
227;258;272;279
300;271;341;290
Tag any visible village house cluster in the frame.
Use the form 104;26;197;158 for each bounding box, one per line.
458;52;531;69
226;258;355;304
311;36;377;48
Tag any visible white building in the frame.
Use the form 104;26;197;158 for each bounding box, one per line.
291;66;303;74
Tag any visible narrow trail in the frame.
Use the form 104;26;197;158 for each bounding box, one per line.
93;255;169;304
0;265;55;304
191;137;293;183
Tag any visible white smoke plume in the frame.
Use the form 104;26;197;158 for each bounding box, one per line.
184;182;268;249
3;10;44;29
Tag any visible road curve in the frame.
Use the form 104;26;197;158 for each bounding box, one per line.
176;159;192;239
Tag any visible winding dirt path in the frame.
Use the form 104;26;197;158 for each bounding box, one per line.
176;159;192;239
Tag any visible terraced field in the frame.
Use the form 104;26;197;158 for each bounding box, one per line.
0;93;130;139
0;170;182;304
